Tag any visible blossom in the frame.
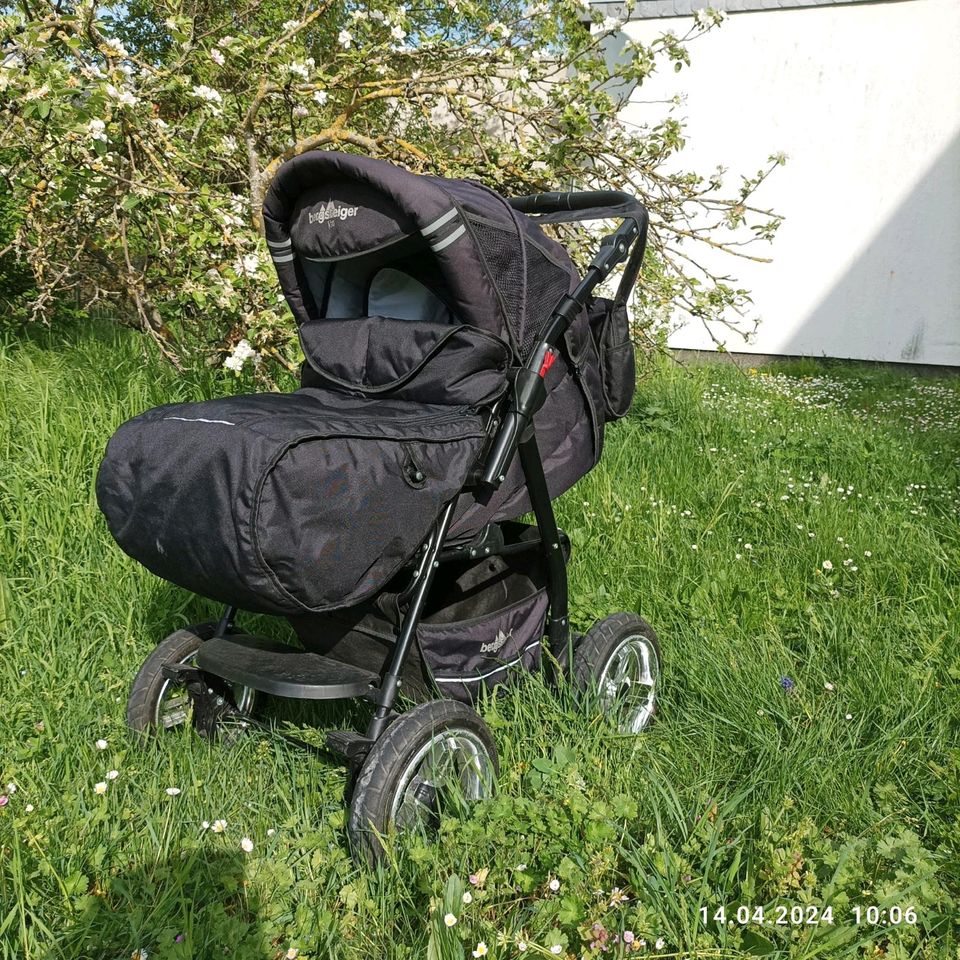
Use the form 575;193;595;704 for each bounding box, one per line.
779;676;795;692
210;48;225;66
462;891;473;904
267;828;276;836
201;821;210;829
25;804;34;812
287;61;310;80
822;560;833;570
338;29;353;49
845;713;853;721
824;682;835;691
131;950;149;960
5;783;16;794
391;24;407;41
282;19;300;30
240;837;254;852
655;938;666;950
516;942;527;953
96;739;108;750
609;887;629;906
0;796;8;807
550;947;562;956
87;118;108;142
211;819;227;832
602;15;623;31
165;787;181;796
191;85;223;105
313;89;328;105
623;931;635;944
106;770;119;780
443;913;457;927
472;944;488;958
293;105;308;118
102;38;129;58
548;878;560;892
94;781;108;795
285;950;299;960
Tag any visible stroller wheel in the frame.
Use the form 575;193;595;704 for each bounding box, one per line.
126;623;257;739
348;699;498;866
572;612;662;734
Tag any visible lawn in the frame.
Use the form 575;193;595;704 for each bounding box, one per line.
1;323;958;960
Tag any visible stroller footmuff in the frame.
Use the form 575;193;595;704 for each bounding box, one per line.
100;151;662;865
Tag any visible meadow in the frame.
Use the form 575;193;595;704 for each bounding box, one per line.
1;323;958;960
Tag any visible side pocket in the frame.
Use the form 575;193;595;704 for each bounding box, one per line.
587;297;636;422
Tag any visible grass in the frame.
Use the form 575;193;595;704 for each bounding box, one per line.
1;322;958;960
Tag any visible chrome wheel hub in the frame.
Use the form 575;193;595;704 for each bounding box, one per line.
597;634;659;733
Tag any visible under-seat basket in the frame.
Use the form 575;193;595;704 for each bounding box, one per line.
289;523;551;703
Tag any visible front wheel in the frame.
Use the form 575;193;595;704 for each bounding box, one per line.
348;700;498;866
126;623;256;739
572;612;662;734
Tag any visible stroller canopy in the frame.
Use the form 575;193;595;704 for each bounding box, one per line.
262;152;579;358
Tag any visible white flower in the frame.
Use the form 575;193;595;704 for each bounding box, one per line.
391;24;407;41
472;944;488;958
822;560;833;571
313;89;328;105
370;9;386;20
267;828;276;836
443;913;457;927
285;950;299;960
131;949;149;960
845;713;853;721
240;837;254;852
165;787;181;796
25;804;34;813
87;118;108;142
282;19;300;30
338;29;353;49
220;135;238;153
102;37;129;58
462;891;473;904
548;878;560;891
824;682;835;691
201;821;210;829
744;543;753;551
287;61;310;80
210;48;225;66
234;253;260;276
106;770;119;780
292;105;308;118
191;84;223;105
95;739;108;750
516;943;527;953
602;15;622;31
550;947;562;956
218;35;237;47
211;819;227;832
5;783;16;794
655;938;667;950
94;781;108;795
864;550;872;557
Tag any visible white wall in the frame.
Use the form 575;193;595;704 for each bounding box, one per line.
620;0;960;365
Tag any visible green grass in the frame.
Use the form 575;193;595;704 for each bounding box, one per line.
1;323;958;960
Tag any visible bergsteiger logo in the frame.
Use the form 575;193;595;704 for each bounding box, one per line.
308;201;359;227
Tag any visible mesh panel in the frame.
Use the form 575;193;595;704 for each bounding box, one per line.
468;218;524;352
521;239;571;357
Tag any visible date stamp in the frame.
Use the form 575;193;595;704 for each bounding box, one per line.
699;905;918;927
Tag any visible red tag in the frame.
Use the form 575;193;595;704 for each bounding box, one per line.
538;349;557;379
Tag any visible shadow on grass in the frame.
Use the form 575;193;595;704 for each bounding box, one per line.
58;851;271;960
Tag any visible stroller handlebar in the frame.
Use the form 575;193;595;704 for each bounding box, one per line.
507;190;639;217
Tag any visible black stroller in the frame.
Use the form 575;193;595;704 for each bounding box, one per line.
97;152;662;863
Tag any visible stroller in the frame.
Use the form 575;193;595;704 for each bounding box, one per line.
97;152;662;863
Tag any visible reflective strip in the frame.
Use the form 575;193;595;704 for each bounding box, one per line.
422;208;458;236
266;238;292;249
164;417;235;425
271;254;296;263
429;224;466;253
432;641;541;684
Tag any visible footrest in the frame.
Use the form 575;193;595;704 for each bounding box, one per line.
196;635;379;700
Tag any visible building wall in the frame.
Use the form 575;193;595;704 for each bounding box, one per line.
618;0;960;365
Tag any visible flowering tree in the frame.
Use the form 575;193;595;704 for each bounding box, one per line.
0;0;782;373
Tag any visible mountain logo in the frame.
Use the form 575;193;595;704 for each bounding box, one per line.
480;629;511;654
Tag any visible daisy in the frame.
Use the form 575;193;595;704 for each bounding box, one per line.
106;770;119;780
472;944;488;958
443;913;457;927
94;782;108;795
240;837;254;852
165;787;181;796
211;819;227;832
95;739;108;750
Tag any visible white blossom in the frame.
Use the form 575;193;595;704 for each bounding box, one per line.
210;47;225;66
191;84;222;105
282;19;300;30
313;89;328;105
338;29;353;49
102;37;129;58
87;118;108;142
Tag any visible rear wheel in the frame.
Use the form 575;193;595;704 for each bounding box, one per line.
126;623;256;738
572;612;661;733
348;699;498;866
